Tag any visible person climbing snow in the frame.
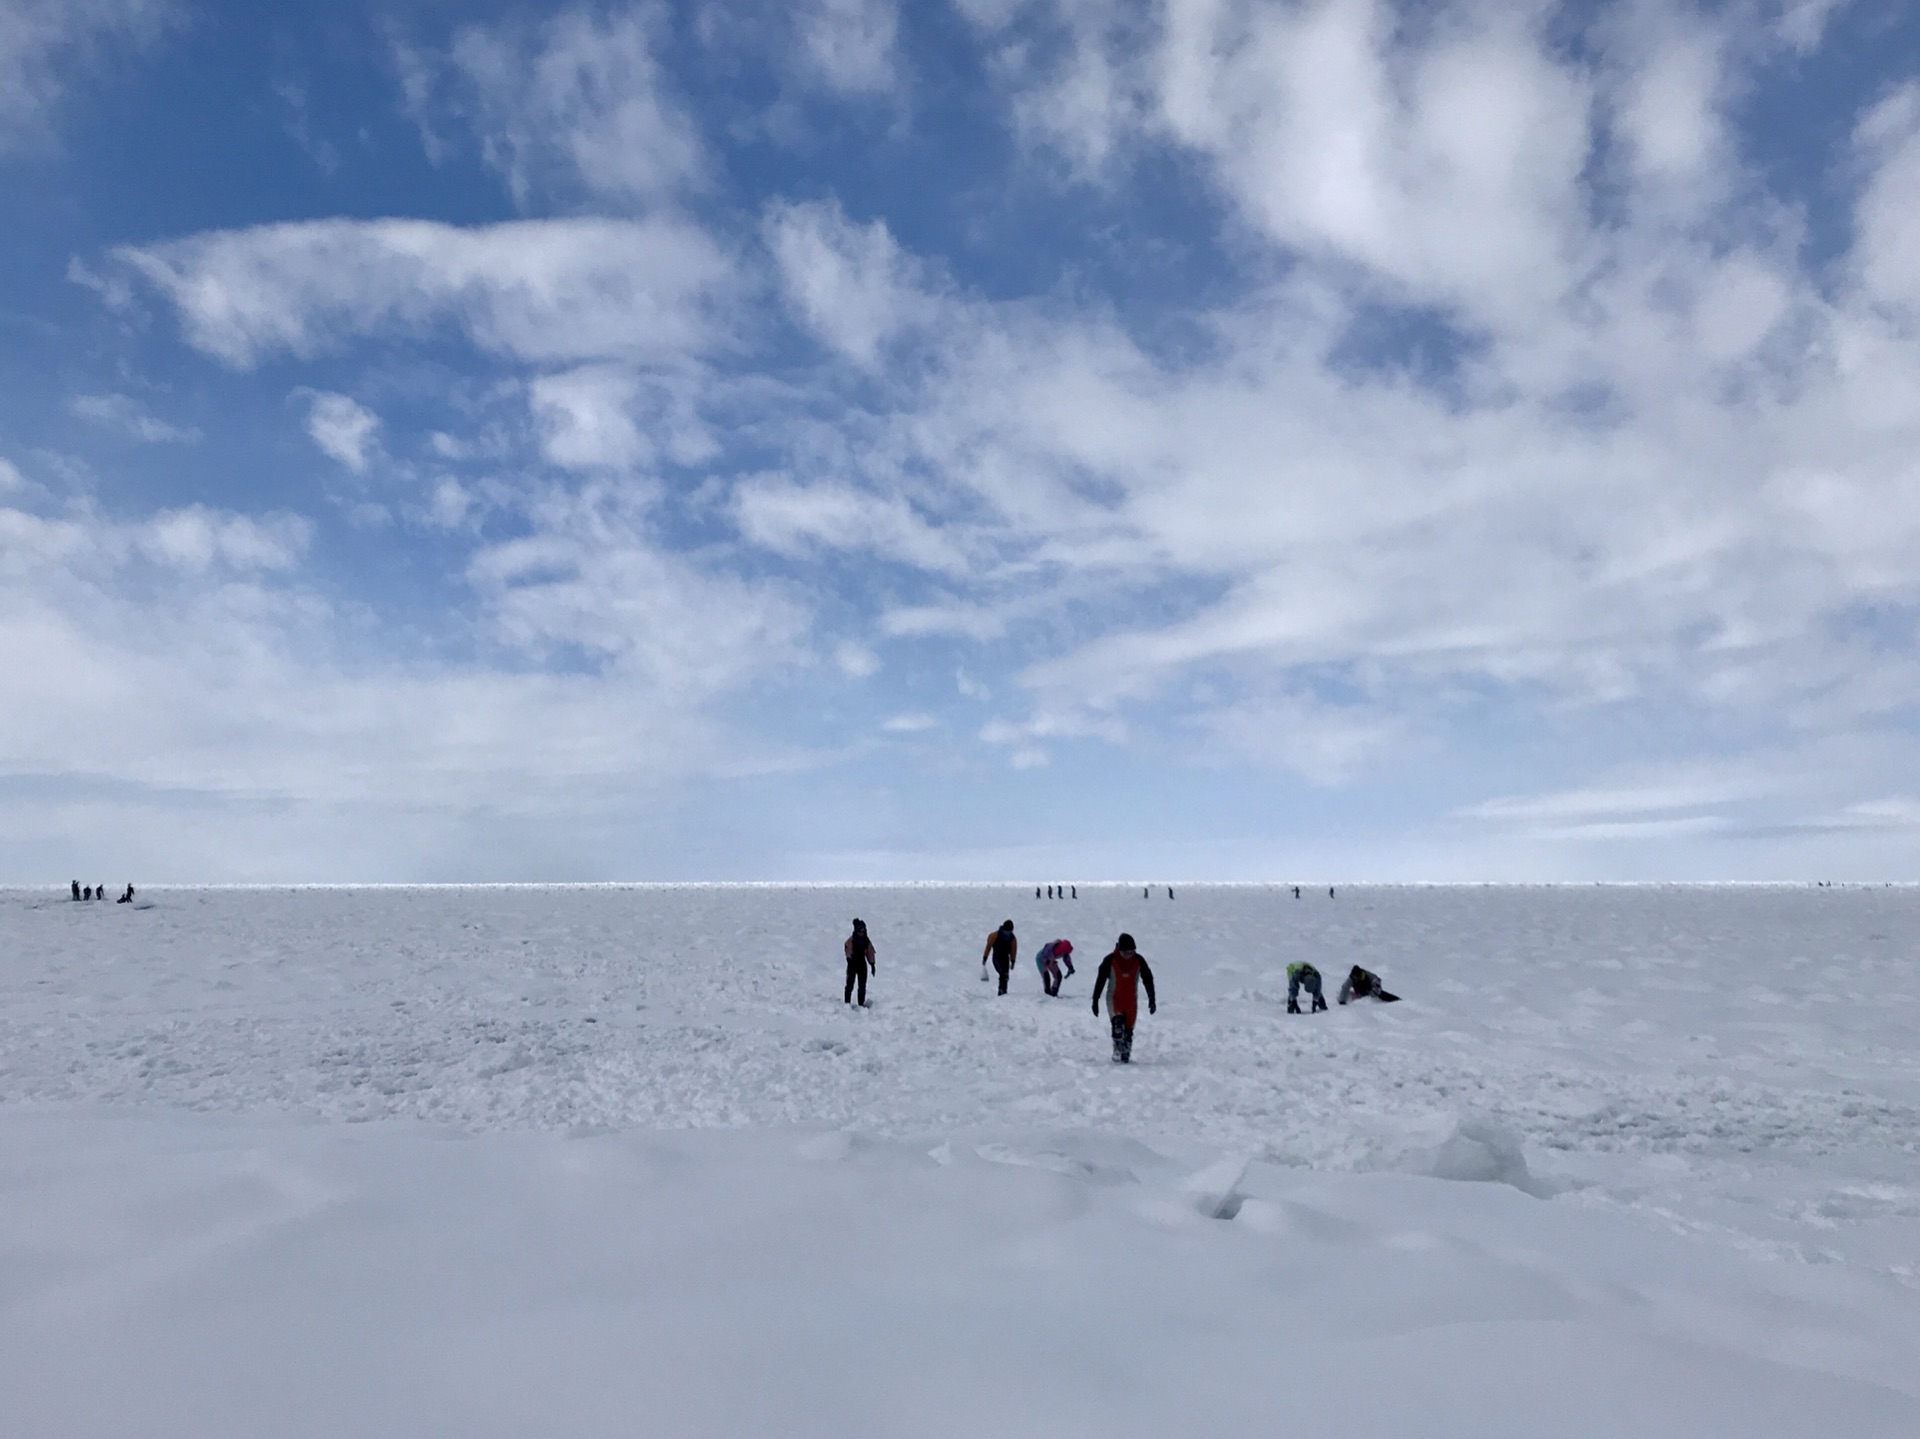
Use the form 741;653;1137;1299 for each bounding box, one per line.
1286;961;1326;1013
1091;933;1156;1063
1035;938;1074;996
983;920;1018;995
844;919;876;1006
1338;964;1399;1004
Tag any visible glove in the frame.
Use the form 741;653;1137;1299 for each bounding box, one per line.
1090;1000;1099;1015
1148;1001;1156;1015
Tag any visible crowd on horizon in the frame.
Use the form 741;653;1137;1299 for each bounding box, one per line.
71;881;134;903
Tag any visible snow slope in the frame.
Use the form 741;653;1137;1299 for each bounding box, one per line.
3;884;1918;1435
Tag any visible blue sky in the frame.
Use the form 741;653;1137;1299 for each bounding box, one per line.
6;0;1920;881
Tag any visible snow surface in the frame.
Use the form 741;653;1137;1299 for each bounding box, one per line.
3;883;1919;1435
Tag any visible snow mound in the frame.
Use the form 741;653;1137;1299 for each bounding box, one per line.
1375;1116;1555;1197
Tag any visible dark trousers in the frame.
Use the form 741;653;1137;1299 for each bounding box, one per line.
1110;1013;1134;1062
1287;970;1326;1012
993;958;1011;994
844;959;868;1005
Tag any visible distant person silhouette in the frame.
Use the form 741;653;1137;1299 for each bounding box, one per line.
117;884;134;904
843;919;875;1006
71;880;81;901
1293;886;1301;899
82;885;92;901
1071;886;1077;898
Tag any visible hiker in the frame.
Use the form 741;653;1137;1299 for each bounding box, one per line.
71;880;80;901
982;920;1018;994
1293;885;1300;899
82;885;92;900
116;884;134;904
1036;886;1042;898
844;919;876;1006
1035;938;1074;996
1339;965;1399;1004
1091;933;1156;1063
1071;885;1077;898
1285;961;1326;1013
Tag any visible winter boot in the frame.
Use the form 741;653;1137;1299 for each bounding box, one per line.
1287;998;1301;1014
1312;994;1327;1013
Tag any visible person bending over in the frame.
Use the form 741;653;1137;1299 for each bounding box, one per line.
1286;961;1326;1013
1091;933;1156;1063
1035;938;1074;996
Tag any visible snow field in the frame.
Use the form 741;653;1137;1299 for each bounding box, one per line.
3;883;1919;1434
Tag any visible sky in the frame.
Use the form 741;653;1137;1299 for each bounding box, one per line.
6;0;1920;882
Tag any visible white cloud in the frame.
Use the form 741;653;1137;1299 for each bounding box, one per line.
733;476;969;575
115;216;736;369
765;198;938;366
138;505;308;572
528;367;649;471
66;392;199;444
834;641;879;676
0;0;171;151
881;711;936;732
1603;5;1729;189
719;2;1920;794
467;482;805;694
528;364;715;471
1202;692;1406;784
421;2;704;208
796;0;900;96
302;391;380;473
0;483;805;872
1854;84;1920;313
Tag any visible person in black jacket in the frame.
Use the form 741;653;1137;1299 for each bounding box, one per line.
844;919;876;1006
982;920;1017;994
1338;965;1399;1004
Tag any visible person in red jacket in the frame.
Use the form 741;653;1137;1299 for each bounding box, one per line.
1091;933;1156;1063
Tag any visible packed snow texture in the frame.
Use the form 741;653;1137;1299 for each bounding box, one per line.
3;884;1918;1435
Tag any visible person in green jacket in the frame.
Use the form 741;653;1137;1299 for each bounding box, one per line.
1286;961;1327;1013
